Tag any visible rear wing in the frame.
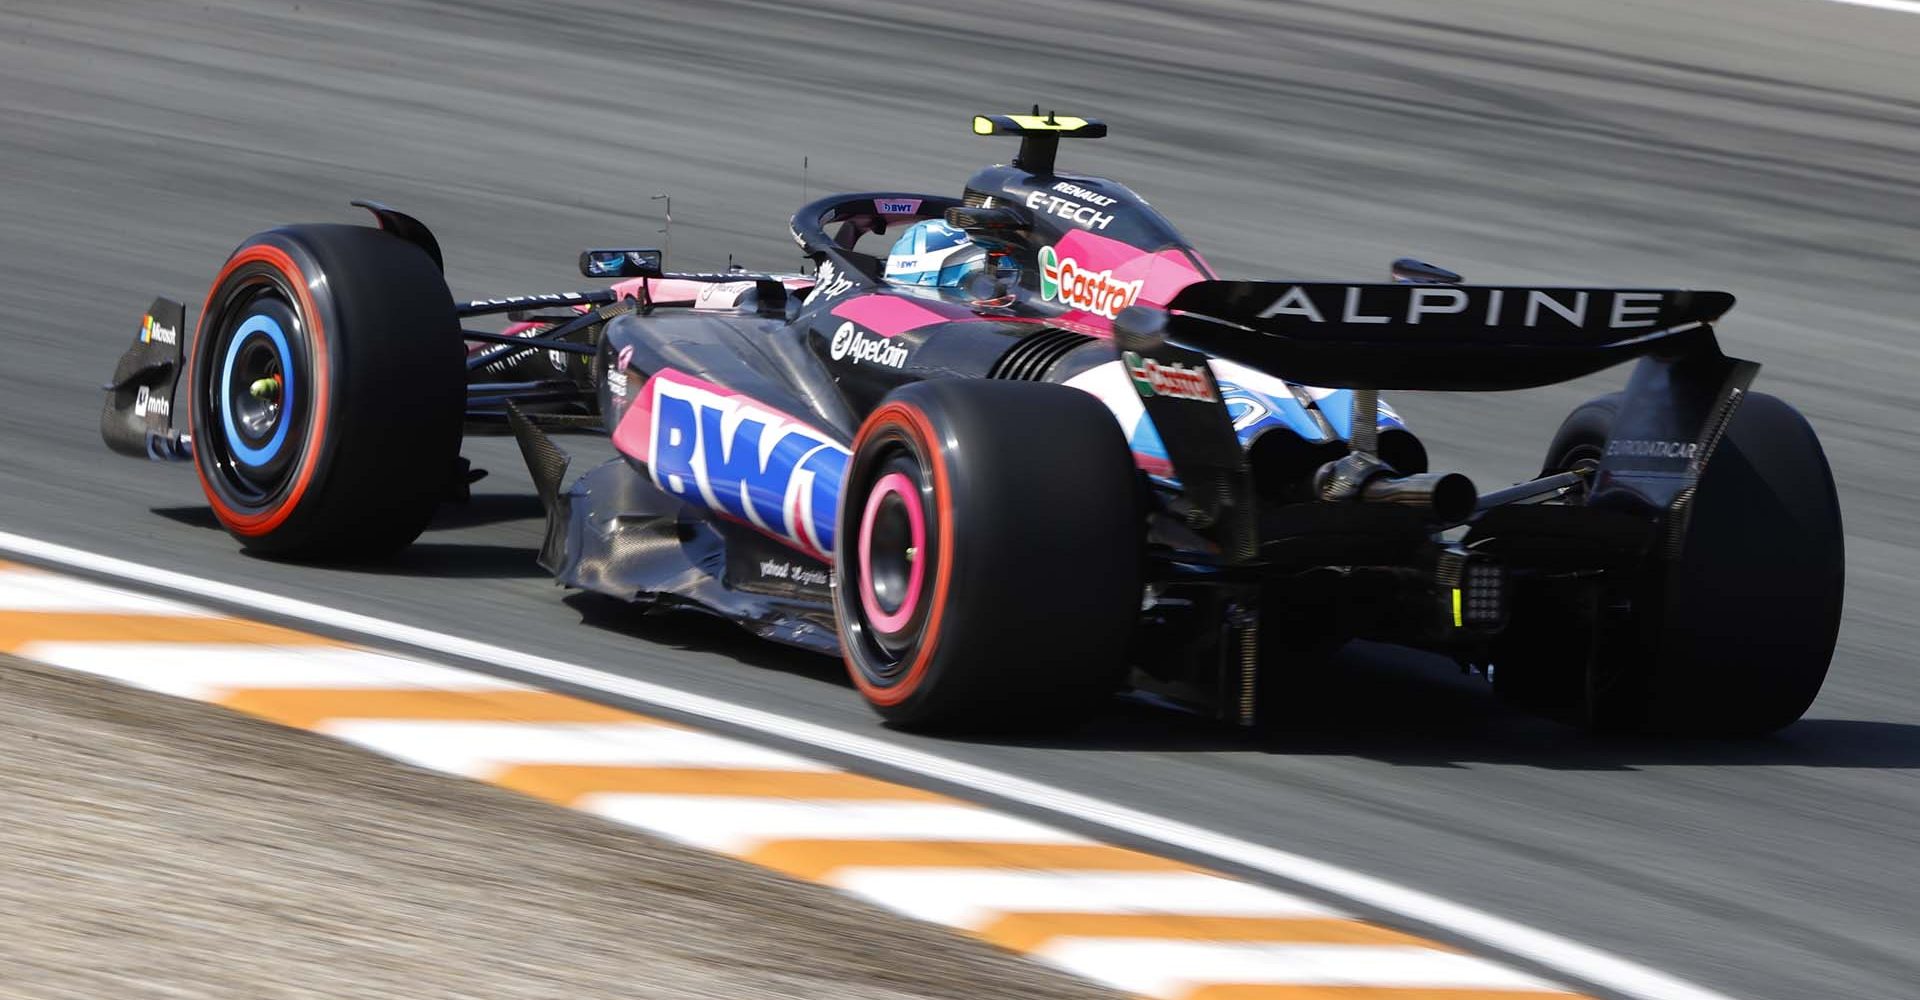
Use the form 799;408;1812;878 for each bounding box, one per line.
1124;281;1758;524
1163;281;1735;391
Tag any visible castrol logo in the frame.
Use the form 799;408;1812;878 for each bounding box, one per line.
1038;245;1144;320
1122;350;1216;402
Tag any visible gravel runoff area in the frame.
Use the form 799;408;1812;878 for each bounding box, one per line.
0;654;1122;1000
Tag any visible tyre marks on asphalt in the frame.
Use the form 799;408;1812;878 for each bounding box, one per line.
0;560;1586;1000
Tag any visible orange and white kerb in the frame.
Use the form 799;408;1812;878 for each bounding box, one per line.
0;557;1594;1000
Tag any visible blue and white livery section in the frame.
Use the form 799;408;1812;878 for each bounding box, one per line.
1064;358;1405;479
613;369;848;561
609;361;1404;565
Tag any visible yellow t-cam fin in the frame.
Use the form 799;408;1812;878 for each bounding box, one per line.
971;114;1107;138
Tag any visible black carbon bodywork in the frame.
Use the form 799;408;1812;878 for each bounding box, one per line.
601;311;855;438
528;257;1060;648
101;297;190;461
518;410;842;654
106;115;1795;728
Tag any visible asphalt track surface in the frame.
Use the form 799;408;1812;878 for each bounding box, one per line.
1;1;1916;997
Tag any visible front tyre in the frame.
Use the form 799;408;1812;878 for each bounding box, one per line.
835;380;1143;731
190;224;463;559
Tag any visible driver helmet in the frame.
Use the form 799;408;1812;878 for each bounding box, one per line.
884;220;986;287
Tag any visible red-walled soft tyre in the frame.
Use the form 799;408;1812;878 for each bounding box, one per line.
835;379;1143;731
190;224;463;559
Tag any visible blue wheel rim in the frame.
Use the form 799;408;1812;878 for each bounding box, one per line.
220;313;296;466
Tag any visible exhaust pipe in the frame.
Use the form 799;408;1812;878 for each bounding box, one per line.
1319;383;1476;524
1358;471;1478;524
1316;454;1477;524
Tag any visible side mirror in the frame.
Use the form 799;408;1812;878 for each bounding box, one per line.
1391;257;1463;285
944;205;1030;234
579;248;664;279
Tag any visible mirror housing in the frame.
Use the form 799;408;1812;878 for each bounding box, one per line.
579;248;664;279
1390;257;1463;285
945;205;1030;235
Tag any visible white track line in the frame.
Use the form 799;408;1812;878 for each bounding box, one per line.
1041;940;1560;996
1825;0;1920;14
0;530;1733;1000
0;568;212;615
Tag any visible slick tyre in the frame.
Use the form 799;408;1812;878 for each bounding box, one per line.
1536;391;1844;735
190;224;464;559
835;379;1143;731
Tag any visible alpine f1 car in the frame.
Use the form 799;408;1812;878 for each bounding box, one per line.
103;113;1845;735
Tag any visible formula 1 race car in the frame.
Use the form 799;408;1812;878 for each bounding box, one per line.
103;113;1845;735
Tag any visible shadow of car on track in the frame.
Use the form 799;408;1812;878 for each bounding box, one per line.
345;542;551;580
563;591;851;690
967;641;1920;773
149;505;223;531
153;492;545;535
421;492;547;531
149;502;1920;771
555;593;1920;773
150;495;551;579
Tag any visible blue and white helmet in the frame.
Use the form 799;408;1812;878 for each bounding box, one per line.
884;220;986;287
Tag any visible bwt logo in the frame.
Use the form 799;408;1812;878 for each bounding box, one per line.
647;375;849;559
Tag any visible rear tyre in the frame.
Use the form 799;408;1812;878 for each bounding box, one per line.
190;224;464;559
835;379;1143;731
1529;390;1844;735
1538;392;1623;481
